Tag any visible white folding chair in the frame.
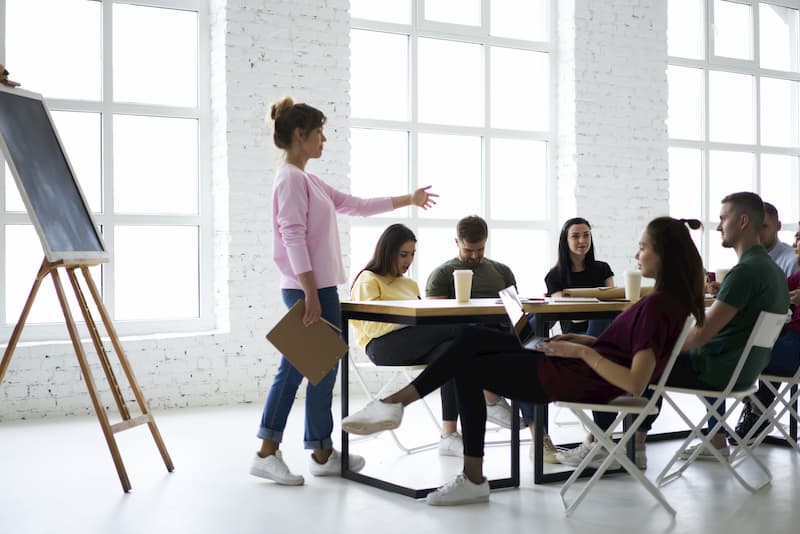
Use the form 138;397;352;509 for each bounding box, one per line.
554;315;694;517
655;310;786;492
348;348;441;454
732;366;800;457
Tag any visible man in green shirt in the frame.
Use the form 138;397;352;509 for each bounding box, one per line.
426;216;554;462
650;192;790;459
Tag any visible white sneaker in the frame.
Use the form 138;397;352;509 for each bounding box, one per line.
342;400;403;435
249;450;304;486
426;473;490;506
438;432;463;457
555;439;620;470
486;398;521;429
529;433;558;464
309;449;366;476
678;442;730;461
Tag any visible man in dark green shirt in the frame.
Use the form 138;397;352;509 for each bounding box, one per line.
663;192;789;458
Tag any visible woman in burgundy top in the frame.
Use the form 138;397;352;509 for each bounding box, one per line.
343;217;706;506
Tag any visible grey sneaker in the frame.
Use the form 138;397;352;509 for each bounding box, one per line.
635;442;647;470
555;439;620;470
678;443;730;461
438;432;463;457
426;473;490;506
309;449;365;476
342;400;403;435
249;451;304;486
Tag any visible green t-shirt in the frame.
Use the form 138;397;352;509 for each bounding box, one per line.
689;245;790;389
425;257;516;299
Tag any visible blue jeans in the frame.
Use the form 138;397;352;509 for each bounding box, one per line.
752;329;800;410
257;287;341;450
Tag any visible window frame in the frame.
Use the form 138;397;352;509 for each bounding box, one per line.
668;0;800;267
349;0;557;295
0;0;213;340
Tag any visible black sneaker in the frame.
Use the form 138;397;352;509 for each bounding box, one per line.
729;406;770;445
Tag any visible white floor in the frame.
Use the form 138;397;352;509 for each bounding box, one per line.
0;399;798;534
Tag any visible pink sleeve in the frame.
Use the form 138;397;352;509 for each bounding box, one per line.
314;175;394;216
274;175;313;275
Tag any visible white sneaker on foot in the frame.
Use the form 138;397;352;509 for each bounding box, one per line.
426;473;490;506
678;442;730;461
309;449;366;476
486;398;521;429
555;439;620;470
342;400;403;435
249;450;304;486
529;433;559;464
438;432;463;457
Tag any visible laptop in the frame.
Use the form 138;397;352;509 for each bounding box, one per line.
498;285;549;351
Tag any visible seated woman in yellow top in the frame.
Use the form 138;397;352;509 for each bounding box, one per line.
351;223;465;457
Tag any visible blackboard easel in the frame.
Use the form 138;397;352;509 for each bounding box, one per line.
0;259;174;492
0;85;173;492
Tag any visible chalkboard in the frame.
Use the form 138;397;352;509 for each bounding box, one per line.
0;86;107;263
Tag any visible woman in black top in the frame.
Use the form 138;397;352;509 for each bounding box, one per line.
544;217;614;336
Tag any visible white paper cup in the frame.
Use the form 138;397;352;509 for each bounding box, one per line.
453;269;473;304
624;270;642;301
715;268;730;284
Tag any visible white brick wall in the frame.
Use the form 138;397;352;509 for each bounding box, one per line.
0;0;352;422
1;0;673;421
558;0;669;277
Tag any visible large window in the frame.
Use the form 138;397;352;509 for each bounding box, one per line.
349;0;555;296
668;0;800;269
0;0;211;339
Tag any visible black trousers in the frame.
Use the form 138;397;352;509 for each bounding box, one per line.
366;324;466;422
411;326;549;457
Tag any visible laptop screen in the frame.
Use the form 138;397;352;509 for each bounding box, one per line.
498;286;530;339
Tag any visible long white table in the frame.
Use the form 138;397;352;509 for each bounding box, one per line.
339;297;632;494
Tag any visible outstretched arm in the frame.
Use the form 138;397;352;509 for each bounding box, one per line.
392;185;438;210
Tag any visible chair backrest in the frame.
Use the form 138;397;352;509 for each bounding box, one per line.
719;310;787;394
652;315;695;389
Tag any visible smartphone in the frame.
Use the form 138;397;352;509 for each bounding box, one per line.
706;272;716;283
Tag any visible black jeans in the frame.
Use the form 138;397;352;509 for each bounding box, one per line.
411;326;549;457
366;324;465;422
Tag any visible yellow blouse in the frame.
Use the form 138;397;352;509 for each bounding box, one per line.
350;270;420;350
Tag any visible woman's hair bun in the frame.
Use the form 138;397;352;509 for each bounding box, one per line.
679;218;703;230
270;96;295;121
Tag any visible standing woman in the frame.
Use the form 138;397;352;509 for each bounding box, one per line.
544;217;615;336
250;97;437;485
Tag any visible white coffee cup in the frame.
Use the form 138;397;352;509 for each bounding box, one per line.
624;270;642;301
453;269;473;304
715;268;730;285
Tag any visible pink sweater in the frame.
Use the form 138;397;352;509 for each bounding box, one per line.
272;163;394;290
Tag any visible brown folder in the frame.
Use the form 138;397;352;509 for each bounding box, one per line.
266;300;348;385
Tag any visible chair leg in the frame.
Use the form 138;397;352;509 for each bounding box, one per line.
561;410;675;516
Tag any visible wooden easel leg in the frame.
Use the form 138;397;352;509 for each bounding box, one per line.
65;268;131;420
79;266;174;472
50;268;133;492
0;260;50;384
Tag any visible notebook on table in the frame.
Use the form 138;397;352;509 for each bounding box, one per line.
498;286;549;351
266;300;348;385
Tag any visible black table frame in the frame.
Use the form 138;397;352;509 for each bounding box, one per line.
340;307;520;499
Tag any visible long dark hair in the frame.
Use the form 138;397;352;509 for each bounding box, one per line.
554;217;596;287
352;224;417;287
646;217;705;326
